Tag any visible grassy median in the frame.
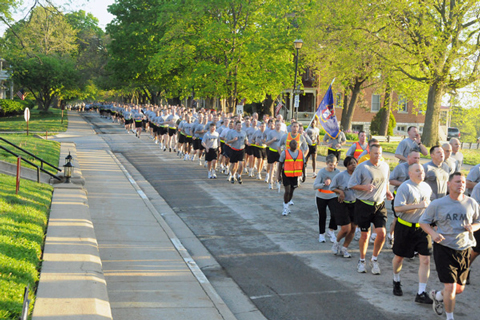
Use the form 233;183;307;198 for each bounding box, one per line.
0;108;68;133
0;135;61;175
0;173;53;319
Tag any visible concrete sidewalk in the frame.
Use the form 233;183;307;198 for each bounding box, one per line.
33;112;237;319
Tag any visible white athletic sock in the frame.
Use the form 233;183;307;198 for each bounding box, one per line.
418;283;427;295
446;312;454;320
436;291;443;301
371;255;378;261
393;273;401;282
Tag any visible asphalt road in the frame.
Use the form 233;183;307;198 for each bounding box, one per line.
83;113;478;320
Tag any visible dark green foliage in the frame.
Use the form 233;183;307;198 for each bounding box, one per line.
370;107;396;136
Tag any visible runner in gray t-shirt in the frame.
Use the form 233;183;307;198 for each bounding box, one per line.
469;178;480;285
423;146;450;199
466;164;480;195
392;163;434;302
330;156;358;258
348;144;393;275
395;126;428;163
420;173;480;319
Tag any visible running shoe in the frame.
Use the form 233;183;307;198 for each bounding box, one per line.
318;234;326;243
354;229;361;241
341;247;351;258
237;176;243;184
415;291;433;304
276;182;281;193
429;290;444;316
169;147;172;152
312;172;317;178
208;172;212;179
288;200;294;206
357;260;367;273
393;281;403;296
370;233;377;244
282;208;289;216
212;172;217;179
256;173;262;180
327;230;336;243
184;154;188;161
331;242;340;255
370;259;381;275
268;183;273;190
265;173;270;183
387;235;394;249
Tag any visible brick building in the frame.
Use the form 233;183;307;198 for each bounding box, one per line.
291;81;450;139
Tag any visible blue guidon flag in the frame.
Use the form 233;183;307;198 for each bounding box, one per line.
314;84;340;139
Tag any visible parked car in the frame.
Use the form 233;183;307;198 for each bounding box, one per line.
447;127;461;141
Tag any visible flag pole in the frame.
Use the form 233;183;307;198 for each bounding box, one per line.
307;78;336;129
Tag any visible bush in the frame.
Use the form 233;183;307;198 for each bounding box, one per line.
0;99;27;117
370;107;396;136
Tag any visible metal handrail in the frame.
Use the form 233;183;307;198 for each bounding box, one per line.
0;145;61;181
0;136;62;172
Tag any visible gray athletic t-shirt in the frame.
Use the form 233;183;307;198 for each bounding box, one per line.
423;161;450;199
323;132;346;150
444;157;457;175
395;138;421;163
389;162;410;192
226;129;247;150
305;127;320;145
266;130;284;152
202;131;220;149
394;180;433;223
193;122;206;138
466;164;480;195
330;170;355;202
419;195;480;251
471;183;480;203
452;152;463;170
252;129;267;147
313;168;340;199
348;160;390;203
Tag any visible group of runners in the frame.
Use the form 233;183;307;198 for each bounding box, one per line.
96;103;480;320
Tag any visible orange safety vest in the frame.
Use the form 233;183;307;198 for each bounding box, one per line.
284;149;304;177
353;142;368;159
286;132;301;149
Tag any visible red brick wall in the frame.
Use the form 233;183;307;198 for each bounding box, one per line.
334;87;426;124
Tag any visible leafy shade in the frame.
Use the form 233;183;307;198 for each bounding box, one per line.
11;55;79;111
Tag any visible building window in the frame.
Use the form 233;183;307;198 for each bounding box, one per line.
352;124;364;132
397;125;406;132
398;96;408;113
371;94;381;112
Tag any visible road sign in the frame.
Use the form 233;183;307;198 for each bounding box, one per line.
294;95;300;109
24;107;30;122
236;105;244;115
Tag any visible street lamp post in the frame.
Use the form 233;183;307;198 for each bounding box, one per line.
293;39;303;121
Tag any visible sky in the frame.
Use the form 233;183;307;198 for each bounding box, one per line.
1;0;116;34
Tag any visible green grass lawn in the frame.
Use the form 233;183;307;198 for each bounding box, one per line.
0;108;68;133
0;135;61;175
0;173;53;319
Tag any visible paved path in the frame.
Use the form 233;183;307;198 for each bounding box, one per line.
79;112;480;320
52;112;240;320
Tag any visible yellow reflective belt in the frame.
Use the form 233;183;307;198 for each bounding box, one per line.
328;147;339;151
269;148;278;152
344;200;356;204
397;217;420;228
360;199;375;206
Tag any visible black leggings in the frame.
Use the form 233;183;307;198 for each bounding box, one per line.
316;197;338;234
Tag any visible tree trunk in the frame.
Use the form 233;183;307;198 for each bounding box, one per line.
379;82;392;136
422;82;444;147
342;80;362;131
340;89;350;129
